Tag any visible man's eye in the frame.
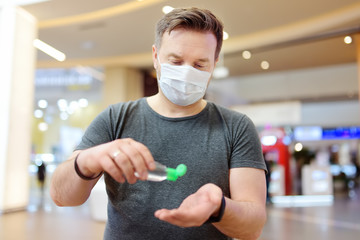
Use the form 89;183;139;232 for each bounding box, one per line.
195;64;205;69
170;61;182;65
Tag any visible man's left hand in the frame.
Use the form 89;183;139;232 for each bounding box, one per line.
154;183;223;227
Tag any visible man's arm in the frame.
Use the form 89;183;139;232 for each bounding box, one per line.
154;167;267;240
50;150;102;206
213;167;267;239
50;138;156;206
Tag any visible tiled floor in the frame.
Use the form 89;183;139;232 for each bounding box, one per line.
1;181;359;240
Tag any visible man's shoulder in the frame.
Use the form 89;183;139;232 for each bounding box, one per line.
207;101;247;121
106;98;146;115
109;98;144;110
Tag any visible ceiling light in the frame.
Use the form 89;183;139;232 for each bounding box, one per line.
57;99;68;111
261;60;270;70
38;122;48;132
38;99;48;109
242;50;251;60
294;143;303;152
34;109;43;118
223;31;229;40
344;36;352;44
213;66;229;79
33;39;66;62
78;98;89;108
162;6;174;14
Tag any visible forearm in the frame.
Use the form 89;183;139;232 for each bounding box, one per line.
50;139;156;206
50;152;99;206
213;198;267;240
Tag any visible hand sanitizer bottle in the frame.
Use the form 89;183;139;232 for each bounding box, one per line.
135;162;187;182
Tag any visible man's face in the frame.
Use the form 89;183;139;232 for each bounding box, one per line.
152;28;218;77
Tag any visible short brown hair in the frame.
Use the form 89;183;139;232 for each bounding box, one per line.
155;7;224;60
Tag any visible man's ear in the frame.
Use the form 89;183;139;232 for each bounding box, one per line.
152;45;158;69
213;56;219;69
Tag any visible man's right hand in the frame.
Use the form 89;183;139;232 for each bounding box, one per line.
76;138;156;184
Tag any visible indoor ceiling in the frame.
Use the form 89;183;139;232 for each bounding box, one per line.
21;0;360;77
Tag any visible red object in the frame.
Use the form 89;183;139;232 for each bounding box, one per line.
261;128;292;195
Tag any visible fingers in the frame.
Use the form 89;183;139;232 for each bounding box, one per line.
128;140;156;170
107;150;127;183
154;184;224;227
82;138;154;184
107;138;155;183
155;209;203;227
117;140;148;181
155;209;181;225
155;209;183;226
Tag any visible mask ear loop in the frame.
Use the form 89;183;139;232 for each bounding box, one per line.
156;53;161;81
157;54;162;66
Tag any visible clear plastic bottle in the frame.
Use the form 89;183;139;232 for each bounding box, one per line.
135;162;187;182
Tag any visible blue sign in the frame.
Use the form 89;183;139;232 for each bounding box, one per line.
322;127;360;140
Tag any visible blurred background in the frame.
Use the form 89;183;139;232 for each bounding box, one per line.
0;0;360;239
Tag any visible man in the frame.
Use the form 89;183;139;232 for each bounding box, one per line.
50;7;267;240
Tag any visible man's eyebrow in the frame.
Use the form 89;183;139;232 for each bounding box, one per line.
197;58;210;63
168;53;182;59
167;53;210;63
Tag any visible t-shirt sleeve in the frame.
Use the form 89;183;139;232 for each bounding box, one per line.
75;107;113;151
230;114;267;173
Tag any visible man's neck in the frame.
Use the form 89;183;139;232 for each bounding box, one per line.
146;93;207;118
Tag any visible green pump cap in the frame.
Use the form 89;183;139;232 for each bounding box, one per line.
166;164;187;181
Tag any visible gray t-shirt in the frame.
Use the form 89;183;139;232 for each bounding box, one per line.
76;98;266;240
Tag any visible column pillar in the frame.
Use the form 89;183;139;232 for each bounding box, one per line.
103;67;144;107
355;33;360;105
355;33;360;168
0;5;37;212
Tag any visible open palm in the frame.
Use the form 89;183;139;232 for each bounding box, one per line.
154;183;223;227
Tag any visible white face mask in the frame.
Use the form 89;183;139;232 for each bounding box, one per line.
157;58;211;106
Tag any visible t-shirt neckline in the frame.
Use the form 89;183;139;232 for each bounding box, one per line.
141;97;210;122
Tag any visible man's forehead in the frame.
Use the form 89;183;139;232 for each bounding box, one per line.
160;29;217;60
